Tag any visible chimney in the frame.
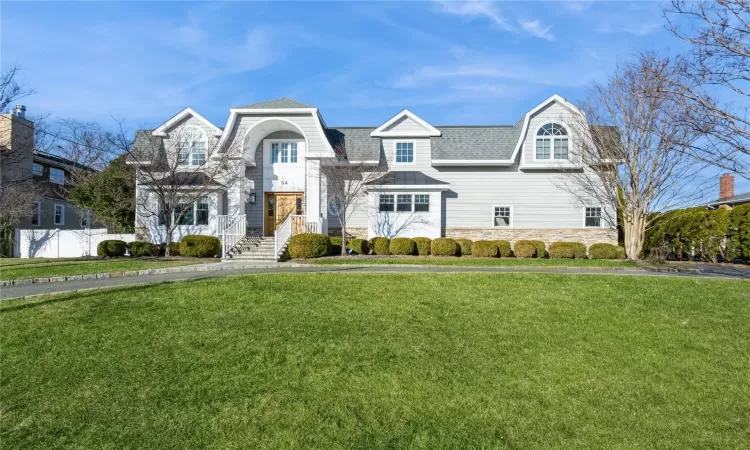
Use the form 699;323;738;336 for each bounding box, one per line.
720;173;735;200
12;104;26;119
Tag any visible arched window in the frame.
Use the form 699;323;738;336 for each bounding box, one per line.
535;122;569;160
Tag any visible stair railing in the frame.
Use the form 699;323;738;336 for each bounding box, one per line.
274;214;294;257
218;214;246;258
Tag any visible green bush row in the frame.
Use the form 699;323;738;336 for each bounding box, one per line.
289;234;331;259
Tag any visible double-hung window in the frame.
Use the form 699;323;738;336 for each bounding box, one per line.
395;142;414;164
379;194;394;212
31;202;41;226
32;163;43;176
174;203;194;226
414;194;430;212
50;168;65;185
178;145;191;166
535;123;569;160
493;206;511;227
191;140;206;166
397;194;413;212
271;142;299;164
585;207;602;227
196;199;209;225
54;204;65;226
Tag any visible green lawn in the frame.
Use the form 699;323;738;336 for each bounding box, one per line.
2;274;748;448
312;256;638;268
0;258;209;280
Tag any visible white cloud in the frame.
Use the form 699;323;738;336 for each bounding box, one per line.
520;20;555;41
434;0;512;31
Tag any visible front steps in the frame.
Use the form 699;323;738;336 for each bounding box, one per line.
224;236;279;261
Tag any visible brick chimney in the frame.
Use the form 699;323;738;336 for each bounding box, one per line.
720;173;735;200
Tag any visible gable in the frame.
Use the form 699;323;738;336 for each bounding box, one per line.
152;107;222;137
371;109;441;137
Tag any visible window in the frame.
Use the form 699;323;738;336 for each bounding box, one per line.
535;123;569;160
50;168;65;185
290;143;298;163
54;204;64;226
32;163;43;176
80;209;91;228
397;194;413;212
585;207;602;228
191;140;206;166
173;203;193;226
178;145;190;166
31;202;40;226
414;194;430;212
268;196;274;217
493;206;511;227
196;199;209;225
296;197;303;215
271;142;299;164
379;194;394;212
395;142;414;164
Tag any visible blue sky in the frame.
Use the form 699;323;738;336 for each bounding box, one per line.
2;1;745;194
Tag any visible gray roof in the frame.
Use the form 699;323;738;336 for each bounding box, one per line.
705;192;750;207
325;127;380;161
129;130;164;164
235;98;313;109
430;118;524;160
367;171;448;186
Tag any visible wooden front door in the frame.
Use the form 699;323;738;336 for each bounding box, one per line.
264;192;304;236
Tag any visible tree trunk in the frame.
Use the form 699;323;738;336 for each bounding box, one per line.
623;210;646;261
340;221;347;256
165;226;174;257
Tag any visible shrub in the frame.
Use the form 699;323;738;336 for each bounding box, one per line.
514;240;546;258
168;242;181;256
456;238;473;256
471;240;499;258
330;236;342;255
180;235;221;258
549;241;587;259
129;241;158;257
645;207;731;262
589;243;626;259
727;204;750;261
431;238;460;256
97;240;127;257
348;238;369;255
390;238;417;255
371;237;391;255
287;233;330;259
493;240;513;257
413;237;431;256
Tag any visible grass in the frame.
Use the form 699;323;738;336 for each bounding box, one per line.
311;255;638;268
0;257;210;280
2;273;748;449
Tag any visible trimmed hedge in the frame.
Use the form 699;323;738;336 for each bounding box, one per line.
348;238;369;255
589;243;626;259
549;241;587;259
371;237;391;255
493;240;513;257
288;233;330;259
129;241;158;257
472;240;499;258
97;240;127;257
180;235;221;258
514;240;546;258
413;237;431;256
431;238;460;256
330;237;343;255
168;242;181;256
456;238;473;256
390;238;417;255
727;204;750;261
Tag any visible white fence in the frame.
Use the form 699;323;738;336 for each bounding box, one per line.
14;228;136;258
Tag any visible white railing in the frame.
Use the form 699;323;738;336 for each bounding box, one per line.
275;214;294;257
218;214;246;257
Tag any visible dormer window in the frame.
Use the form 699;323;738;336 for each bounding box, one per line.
177;127;207;166
395;142;414;164
535;123;569;160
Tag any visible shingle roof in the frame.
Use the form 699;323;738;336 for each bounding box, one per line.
325;127;380;161
235;98;313;109
367;171;449;186
128;130;164;164
430;117;524;160
705;192;750;207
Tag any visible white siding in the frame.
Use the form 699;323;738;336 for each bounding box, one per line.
382;116;430;134
226;113;328;156
381;138;432;172
521;101;580;166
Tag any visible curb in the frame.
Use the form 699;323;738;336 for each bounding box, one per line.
0;262;301;287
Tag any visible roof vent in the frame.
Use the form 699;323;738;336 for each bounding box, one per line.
12;104;26;119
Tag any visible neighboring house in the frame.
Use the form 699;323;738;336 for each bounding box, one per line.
1;105;96;231
132;94;616;258
705;174;750;209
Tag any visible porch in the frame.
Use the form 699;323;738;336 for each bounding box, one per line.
217;213;324;261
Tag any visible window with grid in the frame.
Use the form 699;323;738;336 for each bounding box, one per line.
414;194;430;212
280;143;289;163
178;145;190;166
54;204;64;226
397;194;413;212
191;140;206;166
493;206;511;227
585;207;602;227
50;168;65;185
271;142;299;163
290;143;298;163
296;197;303;215
196;199;209;225
379;194;394;212
31;202;40;226
271;143;280;163
174;203;194;226
535;123;569;160
32;163;43;176
395;142;414;164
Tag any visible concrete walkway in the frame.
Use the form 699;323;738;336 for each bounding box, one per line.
1;262;746;301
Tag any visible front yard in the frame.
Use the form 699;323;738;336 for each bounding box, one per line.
0;257;212;281
1;273;748;448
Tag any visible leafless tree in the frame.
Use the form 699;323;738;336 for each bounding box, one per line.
664;0;750;177
563;53;707;260
113;121;243;255
368;205;431;239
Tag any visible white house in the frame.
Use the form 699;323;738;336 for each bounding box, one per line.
131;95;616;259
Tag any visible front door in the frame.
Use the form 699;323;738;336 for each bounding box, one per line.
264;192;304;236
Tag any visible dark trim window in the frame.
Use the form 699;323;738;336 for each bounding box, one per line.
54;204;64;226
196;199;209;225
585;207;602;227
395;142;414;164
379;194;394;212
296;197;303;215
50;168;65;185
268;196;274;217
174;203;193;226
493;206;511;227
414;194;429;212
32;163;43;176
31;202;40;226
397;194;412;212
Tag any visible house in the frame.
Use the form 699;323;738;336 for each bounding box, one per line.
704;174;749;209
1;105;96;232
132;95;616;258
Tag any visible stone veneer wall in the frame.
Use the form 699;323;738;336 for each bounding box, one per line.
444;228;617;247
328;227;368;238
